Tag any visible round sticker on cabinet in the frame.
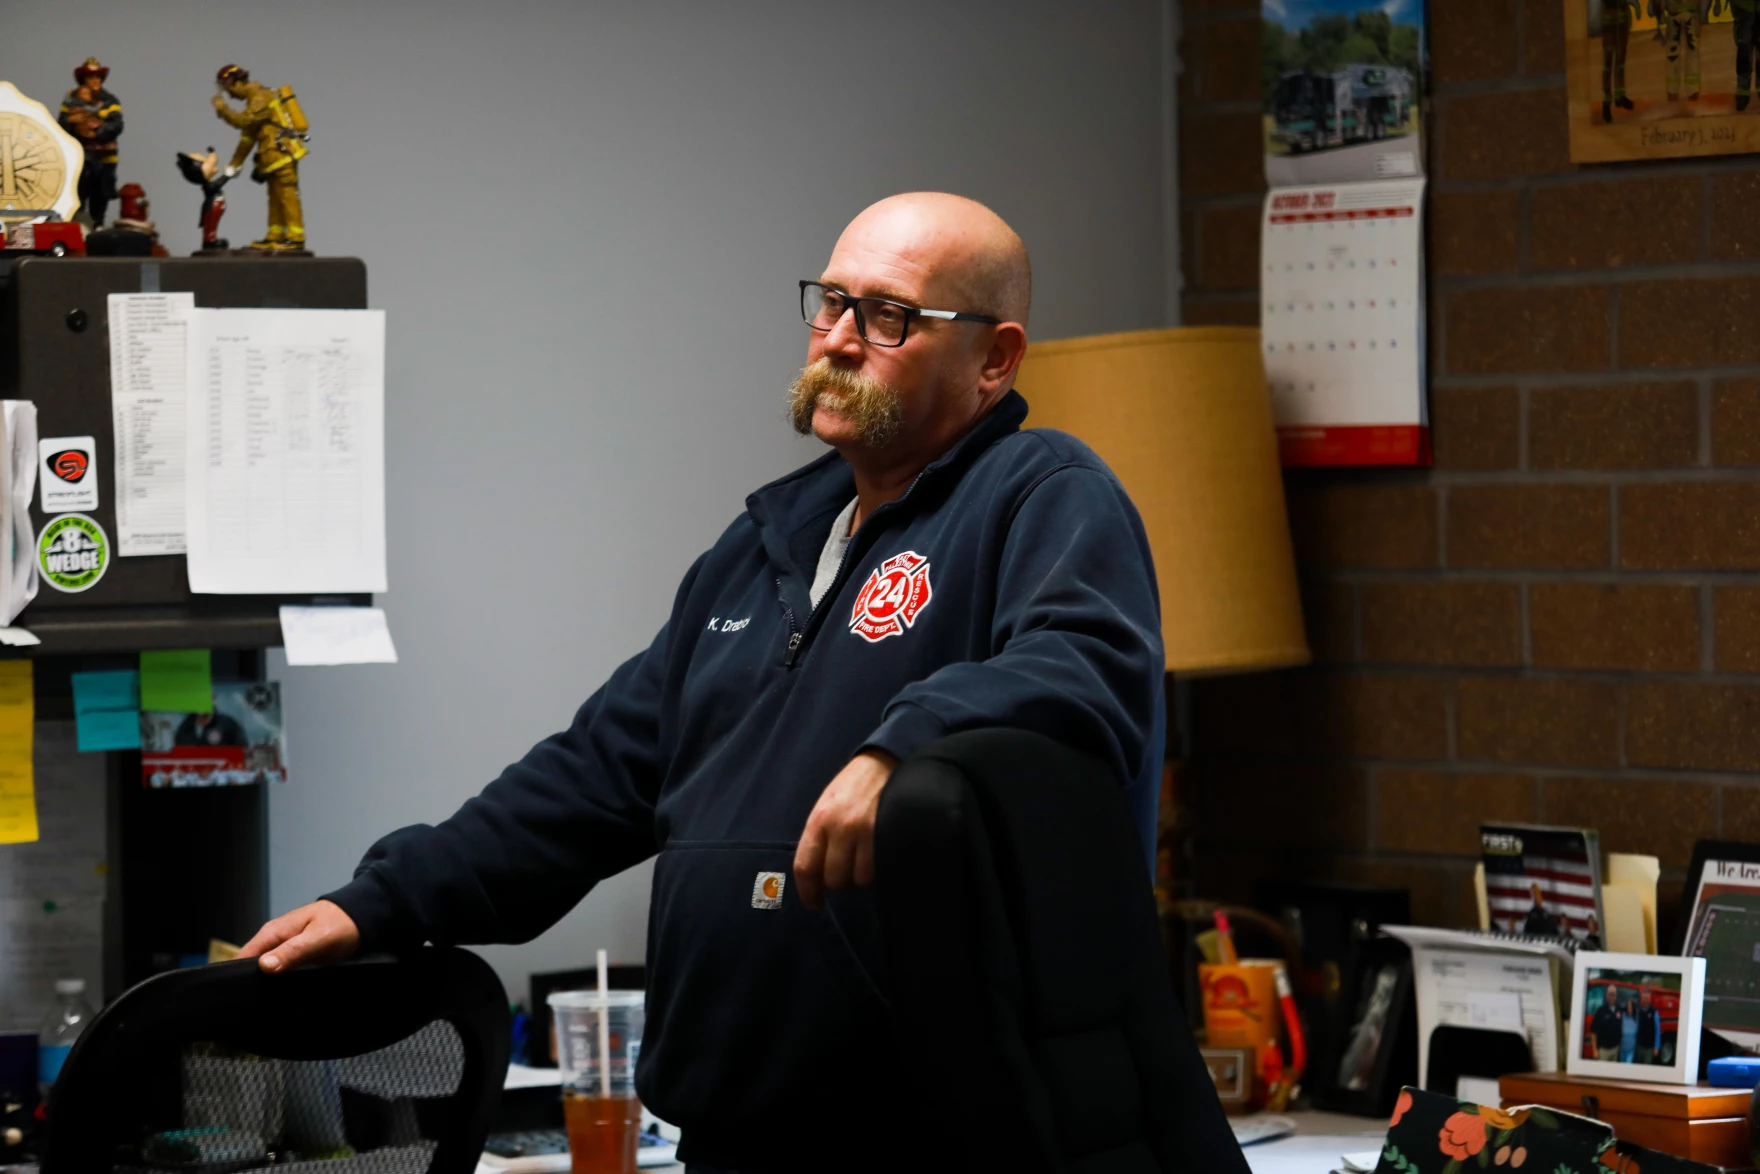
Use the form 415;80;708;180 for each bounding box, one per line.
38;514;109;593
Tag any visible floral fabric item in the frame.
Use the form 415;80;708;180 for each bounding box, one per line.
1375;1086;1733;1174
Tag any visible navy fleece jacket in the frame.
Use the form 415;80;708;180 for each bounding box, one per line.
324;389;1163;1163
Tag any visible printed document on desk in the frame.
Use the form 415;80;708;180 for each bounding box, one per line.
184;309;387;594
109;292;194;556
1417;949;1559;1075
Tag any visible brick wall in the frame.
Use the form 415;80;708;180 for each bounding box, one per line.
1181;0;1760;934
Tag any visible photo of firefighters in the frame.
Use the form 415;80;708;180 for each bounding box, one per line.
1567;0;1760;160
1262;0;1425;185
1569;952;1705;1084
140;681;287;788
1579;968;1680;1066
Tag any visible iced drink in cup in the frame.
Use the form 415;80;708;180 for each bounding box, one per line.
548;989;645;1174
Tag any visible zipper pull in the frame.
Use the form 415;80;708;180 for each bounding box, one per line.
784;631;803;666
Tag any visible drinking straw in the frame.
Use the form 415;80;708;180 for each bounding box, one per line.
596;948;612;1099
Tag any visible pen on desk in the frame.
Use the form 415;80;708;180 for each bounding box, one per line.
1213;910;1239;965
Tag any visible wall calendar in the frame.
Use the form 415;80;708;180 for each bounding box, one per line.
1260;178;1428;467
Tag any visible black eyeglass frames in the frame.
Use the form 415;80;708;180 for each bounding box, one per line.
799;280;1000;348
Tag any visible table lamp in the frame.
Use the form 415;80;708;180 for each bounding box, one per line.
1016;326;1310;905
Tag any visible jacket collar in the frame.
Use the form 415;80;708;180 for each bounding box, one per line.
745;389;1029;564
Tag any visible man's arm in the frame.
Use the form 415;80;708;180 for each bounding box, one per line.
244;560;700;970
794;463;1161;907
322;631;669;947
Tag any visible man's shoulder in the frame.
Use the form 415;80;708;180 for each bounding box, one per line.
974;426;1121;492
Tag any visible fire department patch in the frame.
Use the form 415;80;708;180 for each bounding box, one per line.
849;551;933;643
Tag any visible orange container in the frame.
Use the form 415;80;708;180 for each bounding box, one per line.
1199;960;1283;1051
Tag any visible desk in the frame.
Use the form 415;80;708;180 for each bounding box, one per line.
473;1107;1388;1173
1240;1109;1389;1174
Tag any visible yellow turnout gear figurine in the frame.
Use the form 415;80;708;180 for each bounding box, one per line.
211;64;309;252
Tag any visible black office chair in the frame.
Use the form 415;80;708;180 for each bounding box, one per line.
876;729;1251;1174
42;948;510;1174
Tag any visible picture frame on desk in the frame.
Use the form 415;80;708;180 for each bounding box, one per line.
1671;839;1760;1059
1312;934;1417;1117
1670;839;1760;954
1567;951;1705;1086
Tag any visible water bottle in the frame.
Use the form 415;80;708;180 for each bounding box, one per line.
38;978;94;1096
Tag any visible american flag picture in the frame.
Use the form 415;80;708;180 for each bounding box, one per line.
1482;823;1605;943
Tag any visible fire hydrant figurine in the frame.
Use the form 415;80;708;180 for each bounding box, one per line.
211;64;309;252
58;58;123;226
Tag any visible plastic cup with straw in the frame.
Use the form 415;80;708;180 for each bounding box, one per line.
549;953;646;1172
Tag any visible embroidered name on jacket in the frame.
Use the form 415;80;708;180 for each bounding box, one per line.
849;551;933;643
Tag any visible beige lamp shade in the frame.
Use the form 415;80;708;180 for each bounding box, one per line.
1017;326;1309;675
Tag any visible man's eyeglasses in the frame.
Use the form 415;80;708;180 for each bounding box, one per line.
799;280;1000;348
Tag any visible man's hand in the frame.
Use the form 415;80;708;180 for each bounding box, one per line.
237;899;361;973
223;164;240;179
211;94;228;110
793;750;898;911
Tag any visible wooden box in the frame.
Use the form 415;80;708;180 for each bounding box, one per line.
1500;1071;1752;1170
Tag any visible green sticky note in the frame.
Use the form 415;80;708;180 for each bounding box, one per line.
77;708;141;752
139;650;213;714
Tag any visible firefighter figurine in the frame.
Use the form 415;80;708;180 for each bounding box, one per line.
58;58;123;226
211;64;309;252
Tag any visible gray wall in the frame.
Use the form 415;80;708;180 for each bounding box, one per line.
5;1;1176;999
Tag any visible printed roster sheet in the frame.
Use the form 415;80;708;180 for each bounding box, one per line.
109;292;194;555
184;309;387;594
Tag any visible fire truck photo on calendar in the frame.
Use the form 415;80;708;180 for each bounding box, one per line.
1262;0;1427;185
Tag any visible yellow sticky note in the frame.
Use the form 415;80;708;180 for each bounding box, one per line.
0;661;36;844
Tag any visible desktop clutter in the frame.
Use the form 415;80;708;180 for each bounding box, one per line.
0;57;311;258
1185;825;1760;1173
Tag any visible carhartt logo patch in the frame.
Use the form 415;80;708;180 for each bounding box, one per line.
849;551;933;643
752;871;785;910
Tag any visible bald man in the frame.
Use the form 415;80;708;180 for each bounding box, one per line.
241;193;1164;1168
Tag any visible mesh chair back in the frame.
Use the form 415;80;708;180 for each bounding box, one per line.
41;949;509;1174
